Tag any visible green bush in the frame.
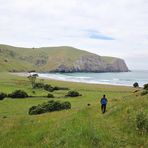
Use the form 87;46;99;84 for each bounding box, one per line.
136;111;148;134
133;82;139;88
29;100;71;115
66;90;81;97
61;101;71;109
141;90;148;96
44;84;54;92
8;90;28;98
53;86;69;91
144;83;148;90
34;83;44;88
47;93;54;98
33;82;69;92
28;105;46;115
0;92;7;100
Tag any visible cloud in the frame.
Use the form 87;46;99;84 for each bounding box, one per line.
0;0;148;69
86;30;114;40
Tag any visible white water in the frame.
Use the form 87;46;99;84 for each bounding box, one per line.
37;70;148;87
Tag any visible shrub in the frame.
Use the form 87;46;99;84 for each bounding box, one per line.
136;111;148;134
8;90;28;98
141;90;148;96
32;82;69;92
53;86;69;91
61;101;71;109
144;84;148;90
133;82;139;88
32;91;36;94
44;84;54;92
0;92;7;100
34;83;44;88
66;90;81;97
29;100;71;115
28;105;46;115
47;93;54;98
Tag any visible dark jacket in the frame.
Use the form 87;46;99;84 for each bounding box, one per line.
100;97;108;105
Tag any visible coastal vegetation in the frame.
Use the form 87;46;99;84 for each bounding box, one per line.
0;92;7;100
8;90;28;98
133;82;139;88
0;72;148;147
144;83;148;90
0;44;147;147
29;100;71;115
65;90;81;97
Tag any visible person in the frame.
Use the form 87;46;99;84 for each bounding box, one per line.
100;95;108;113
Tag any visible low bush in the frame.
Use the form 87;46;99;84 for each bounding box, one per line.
34;83;44;88
29;100;71;115
61;101;71;109
144;83;148;90
32;91;36;94
32;82;69;92
53;86;69;91
66;90;81;97
8;90;28;98
29;105;46;115
141;90;148;96
0;92;7;100
47;93;54;98
44;84;54;92
133;82;139;88
136;111;148;134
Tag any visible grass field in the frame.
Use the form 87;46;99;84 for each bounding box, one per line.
0;72;148;148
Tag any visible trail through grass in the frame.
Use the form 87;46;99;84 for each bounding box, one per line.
0;72;148;147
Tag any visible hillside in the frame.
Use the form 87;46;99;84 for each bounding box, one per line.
0;44;129;72
0;72;148;147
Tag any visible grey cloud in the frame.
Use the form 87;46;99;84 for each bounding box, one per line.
0;0;148;69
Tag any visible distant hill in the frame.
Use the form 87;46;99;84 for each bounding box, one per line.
0;44;129;72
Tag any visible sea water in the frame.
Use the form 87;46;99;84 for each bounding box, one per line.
38;70;148;87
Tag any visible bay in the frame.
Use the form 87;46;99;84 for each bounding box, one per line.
38;70;148;87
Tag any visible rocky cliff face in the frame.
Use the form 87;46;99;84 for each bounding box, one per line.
0;44;129;72
50;54;129;72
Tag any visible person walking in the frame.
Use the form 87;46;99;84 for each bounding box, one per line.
100;95;108;113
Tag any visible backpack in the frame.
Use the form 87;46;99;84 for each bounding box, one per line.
101;98;107;104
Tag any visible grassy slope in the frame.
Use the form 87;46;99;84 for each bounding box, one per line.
0;72;148;148
0;44;119;72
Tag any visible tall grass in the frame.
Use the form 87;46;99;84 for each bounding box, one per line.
0;72;148;147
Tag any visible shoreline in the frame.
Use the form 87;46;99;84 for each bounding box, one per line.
11;72;133;87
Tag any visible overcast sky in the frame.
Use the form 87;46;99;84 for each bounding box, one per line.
0;0;148;70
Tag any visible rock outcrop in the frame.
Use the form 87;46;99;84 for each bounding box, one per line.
50;54;129;72
0;44;129;72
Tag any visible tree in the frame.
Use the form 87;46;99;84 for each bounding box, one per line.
27;73;38;88
144;83;148;90
133;82;139;88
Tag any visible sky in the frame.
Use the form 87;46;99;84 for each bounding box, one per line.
0;0;148;70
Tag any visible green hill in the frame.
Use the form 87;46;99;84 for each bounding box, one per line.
0;44;129;72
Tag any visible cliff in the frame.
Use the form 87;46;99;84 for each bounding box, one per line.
50;54;128;72
0;44;129;72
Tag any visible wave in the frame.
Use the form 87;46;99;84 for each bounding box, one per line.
38;73;130;86
36;71;148;87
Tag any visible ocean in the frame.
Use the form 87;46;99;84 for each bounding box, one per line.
38;70;148;87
